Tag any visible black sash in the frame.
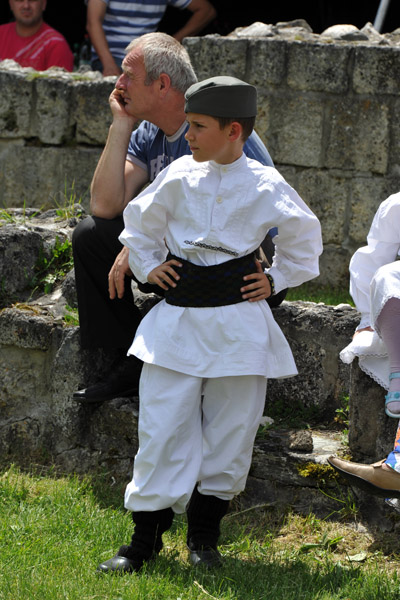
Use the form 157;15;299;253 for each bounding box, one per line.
164;252;257;307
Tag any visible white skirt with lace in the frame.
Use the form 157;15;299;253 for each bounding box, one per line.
340;261;400;390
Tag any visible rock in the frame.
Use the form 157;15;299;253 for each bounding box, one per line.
267;301;358;422
0;226;44;304
62;268;78;309
233;22;275;38
287;429;313;452
320;24;369;41
275;19;313;32
230;19;316;41
0;207;84;307
360;22;387;44
132;281;162;316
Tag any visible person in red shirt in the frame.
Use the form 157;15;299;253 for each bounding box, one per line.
0;0;74;71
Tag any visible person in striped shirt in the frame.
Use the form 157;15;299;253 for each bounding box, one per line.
0;0;74;71
86;0;216;76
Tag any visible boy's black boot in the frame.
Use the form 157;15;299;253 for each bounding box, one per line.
97;507;174;574
186;487;229;569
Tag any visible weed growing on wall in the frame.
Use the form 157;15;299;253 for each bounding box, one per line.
63;304;79;326
53;180;87;221
30;237;74;295
334;395;350;444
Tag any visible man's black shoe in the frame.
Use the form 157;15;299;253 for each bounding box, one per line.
73;356;142;404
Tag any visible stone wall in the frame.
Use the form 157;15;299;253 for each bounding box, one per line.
0;66;114;212
2;22;400;287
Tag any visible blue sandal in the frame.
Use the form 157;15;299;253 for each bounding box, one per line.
385;372;400;418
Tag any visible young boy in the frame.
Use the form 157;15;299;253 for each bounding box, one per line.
97;76;323;574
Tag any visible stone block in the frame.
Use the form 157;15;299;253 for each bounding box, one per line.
353;46;400;95
0;346;52;422
347;176;388;247
72;79;115;145
241;472;349;519
32;78;73;144
58;146;101;211
268;301;358;421
0;145;64;208
287;41;351;93
0;70;33;138
0;139;24;206
267;94;324;167
183;35;248;81
348;361;398;461
325;97;389;174
0;145;100;210
0;209;83;306
253;99;271;150
316;245;352;289
382;175;400;202
0;227;43;304
0;307;56;350
274;165;299;188
297;169;349;244
247;38;287;88
388;99;400;174
0;307;136;478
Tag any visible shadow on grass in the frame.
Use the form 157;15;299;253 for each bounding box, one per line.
138;542;392;600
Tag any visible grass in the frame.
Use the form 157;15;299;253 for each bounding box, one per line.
52;180;86;221
63;304;79;326
0;202;41;226
286;283;354;307
1;464;400;600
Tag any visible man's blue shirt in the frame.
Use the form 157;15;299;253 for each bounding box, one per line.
127;120;274;183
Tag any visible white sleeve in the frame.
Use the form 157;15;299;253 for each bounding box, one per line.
265;178;323;293
349;194;400;328
119;177;171;283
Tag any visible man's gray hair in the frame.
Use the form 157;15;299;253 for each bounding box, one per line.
125;33;197;93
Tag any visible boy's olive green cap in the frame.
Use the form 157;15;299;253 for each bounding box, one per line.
184;76;257;118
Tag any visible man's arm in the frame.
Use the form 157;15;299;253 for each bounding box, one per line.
90;89;149;218
173;0;217;42
86;0;122;75
92;86;151;299
90;126;148;218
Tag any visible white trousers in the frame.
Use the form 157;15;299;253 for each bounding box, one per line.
124;364;267;514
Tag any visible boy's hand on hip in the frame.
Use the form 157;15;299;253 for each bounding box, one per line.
148;259;182;291
241;260;271;302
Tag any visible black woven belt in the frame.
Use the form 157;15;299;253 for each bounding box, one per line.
164;252;257;307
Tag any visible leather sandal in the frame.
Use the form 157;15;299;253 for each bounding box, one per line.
385;372;400;418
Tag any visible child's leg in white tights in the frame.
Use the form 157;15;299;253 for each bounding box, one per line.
376;297;400;415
